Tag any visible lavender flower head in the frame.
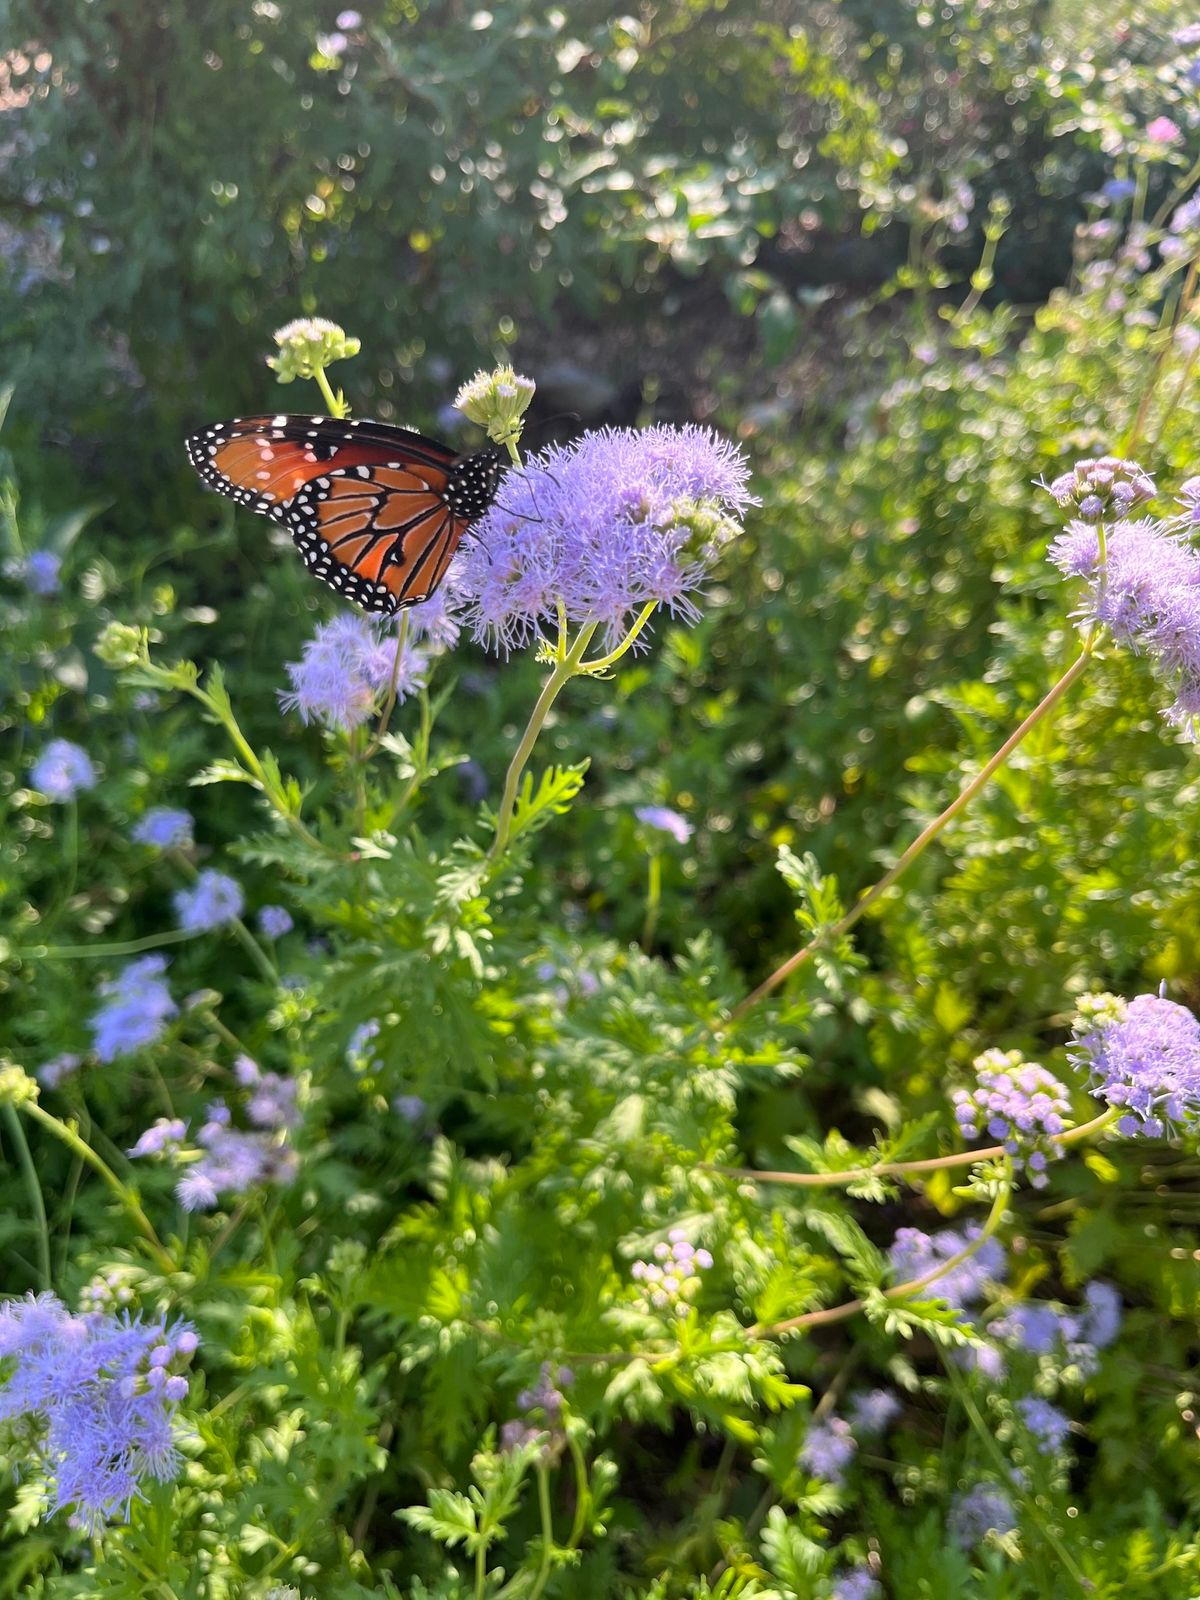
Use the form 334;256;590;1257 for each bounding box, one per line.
0;1293;195;1531
500;1362;573;1457
90;956;177;1062
127;1117;187;1159
258;905;294;939
173;869;244;933
1048;484;1200;736
30;739;96;802
1069;990;1200;1136
630;1227;714;1317
24;550;61;595
449;425;755;653
952;1049;1071;1186
37;1052;82;1090
950;1483;1017;1547
799;1416;856;1485
831;1569;881;1600
1017;1396;1071;1455
234;1054;301;1131
848;1388;901;1438
175;1098;297;1212
280;614;428;732
131;807;194;849
346;1018;383;1073
1043;455;1155;521
889;1224;1005;1310
635;804;694;844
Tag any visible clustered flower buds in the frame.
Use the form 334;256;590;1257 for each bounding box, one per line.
267;317;360;384
630;1228;713;1316
952;1049;1071;1186
453;365;536;448
1044;456;1155;520
1069;989;1200;1136
500;1362;574;1457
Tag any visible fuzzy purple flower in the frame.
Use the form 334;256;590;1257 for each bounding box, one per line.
991;1302;1065;1355
1081;1281;1121;1348
173;869;244;933
393;1093;427;1123
889;1224;1005;1310
0;1294;195;1531
31;739;96;801
175;1099;297;1212
831;1569;881;1600
257;905;294;939
346;1018;383;1072
280;614;427;732
1048;505;1200;736
24;550;61;595
127;1118;187;1159
952;1049;1071;1186
37;1053;82;1090
234;1055;301;1131
799;1416;856;1485
635;804;694;844
90;956;177;1062
1069;990;1200;1136
950;1483;1016;1547
1017;1396;1071;1454
501;1362;573;1457
848;1388;901;1438
449;425;755;653
131;807;194;849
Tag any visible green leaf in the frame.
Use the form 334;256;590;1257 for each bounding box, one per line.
506;759;590;845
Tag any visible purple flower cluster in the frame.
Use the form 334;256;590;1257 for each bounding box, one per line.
1044;456;1155;522
449;425;755;652
30;739;96;801
1069;990;1200;1136
176;1100;298;1212
1047;467;1200;735
848;1388;901;1437
889;1224;1005;1309
990;1282;1121;1372
127;1118;187;1159
635;804;694;844
173;868;244;933
234;1055;301;1131
831;1569;881;1600
799;1415;856;1485
630;1228;714;1316
952;1049;1071;1186
37;1052;82;1090
280;614;428;732
257;905;294;939
949;1483;1016;1547
346;1018;383;1073
24;550;61;595
1017;1396;1071;1455
0;1294;195;1531
500;1362;573;1456
393;1093;427;1123
90;956;177;1062
131;807;194;849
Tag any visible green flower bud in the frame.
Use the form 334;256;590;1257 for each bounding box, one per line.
453;365;536;446
0;1063;39;1107
1074;991;1128;1030
267;317;361;385
94;621;146;670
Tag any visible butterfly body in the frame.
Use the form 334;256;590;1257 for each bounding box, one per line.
184;413;500;614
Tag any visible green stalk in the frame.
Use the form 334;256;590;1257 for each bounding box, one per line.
486;622;599;863
4;1103;51;1290
641;853;662;949
18;1100;176;1276
526;1466;556;1600
732;646;1095;1020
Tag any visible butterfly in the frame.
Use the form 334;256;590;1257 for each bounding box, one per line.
184;413;501;615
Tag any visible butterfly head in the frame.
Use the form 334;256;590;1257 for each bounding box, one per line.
447;448;502;524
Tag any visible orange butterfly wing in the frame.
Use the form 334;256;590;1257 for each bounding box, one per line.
184;414;498;614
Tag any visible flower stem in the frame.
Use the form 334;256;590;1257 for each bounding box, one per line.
578;601;659;672
527;1466;556;1600
363;611;410;759
314;365;348;419
4;1103;52;1290
18;1100;176;1276
33;927;200;960
486;622;599;863
748;1163;1013;1339
641;853;663;950
731;647;1094;1020
716;1106;1120;1189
